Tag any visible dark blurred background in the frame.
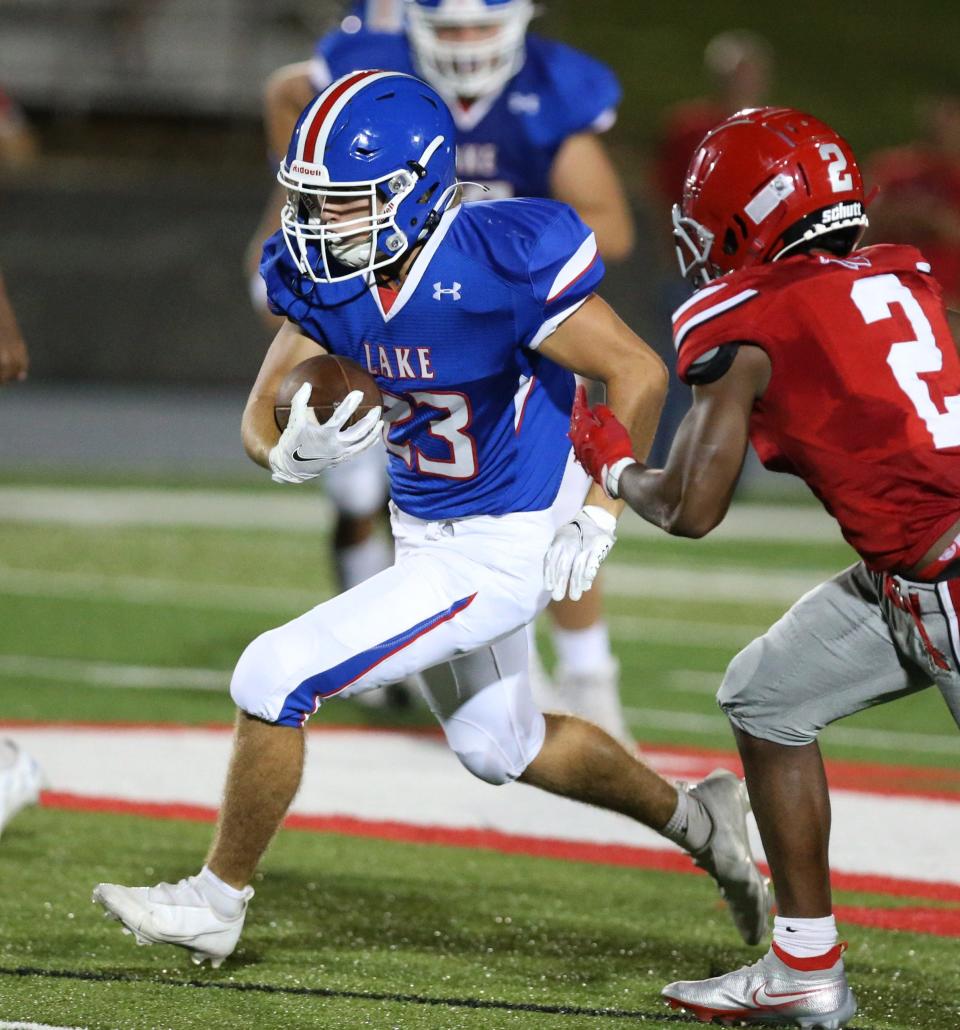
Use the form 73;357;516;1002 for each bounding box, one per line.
2;0;960;388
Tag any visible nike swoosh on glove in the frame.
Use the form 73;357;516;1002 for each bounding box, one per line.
543;504;617;602
568;384;637;498
269;381;383;484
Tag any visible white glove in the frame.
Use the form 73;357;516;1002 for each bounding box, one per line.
543;504;617;602
268;382;383;484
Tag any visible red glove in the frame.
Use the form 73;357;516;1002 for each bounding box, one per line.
568;385;637;498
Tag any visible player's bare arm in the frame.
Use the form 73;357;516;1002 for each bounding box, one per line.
0;272;28;384
241;320;326;468
571;343;769;537
549;132;635;262
244;62;317;311
537;294;667;518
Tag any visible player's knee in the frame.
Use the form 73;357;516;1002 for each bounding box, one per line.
718;640;819;746
230;629;285;723
440;679;546;785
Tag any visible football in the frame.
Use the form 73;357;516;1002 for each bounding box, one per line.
274;354;382;431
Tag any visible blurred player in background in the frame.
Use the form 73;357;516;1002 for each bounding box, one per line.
245;0;636;740
0;93;43;832
866;94;960;307
0;273;29;385
646;30;773;467
0;86;38;168
571;106;960;1028
94;71;768;968
654;30;773;207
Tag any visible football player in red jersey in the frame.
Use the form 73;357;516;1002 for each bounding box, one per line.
570;107;960;1028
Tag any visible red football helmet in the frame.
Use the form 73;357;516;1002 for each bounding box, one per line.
673;106;868;284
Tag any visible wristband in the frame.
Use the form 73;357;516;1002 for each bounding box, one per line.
603;457;638;499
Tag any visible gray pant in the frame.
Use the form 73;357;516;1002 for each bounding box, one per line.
718;562;960;745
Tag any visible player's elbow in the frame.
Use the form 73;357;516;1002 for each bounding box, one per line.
664;504;722;539
632;347;669;403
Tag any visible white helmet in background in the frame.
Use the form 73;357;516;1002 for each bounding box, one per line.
405;0;535;99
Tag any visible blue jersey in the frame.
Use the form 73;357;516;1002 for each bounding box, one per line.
308;26;620;199
261;199;604;520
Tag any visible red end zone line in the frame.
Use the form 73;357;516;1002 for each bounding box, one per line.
41;790;960;937
6;719;960;802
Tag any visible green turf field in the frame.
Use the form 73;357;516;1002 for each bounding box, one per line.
2;810;960;1030
1;481;959;1028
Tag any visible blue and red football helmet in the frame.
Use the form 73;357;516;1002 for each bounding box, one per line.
673;107;869;284
278;70;458;283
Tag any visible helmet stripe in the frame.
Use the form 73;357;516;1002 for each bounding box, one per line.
299;69;385;165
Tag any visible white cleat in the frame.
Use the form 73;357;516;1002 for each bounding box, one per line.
685;770;771;946
662;945;857;1028
92;877;253;968
0;739;43;839
552;658;634;748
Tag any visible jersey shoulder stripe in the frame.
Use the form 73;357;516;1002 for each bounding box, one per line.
673;287;759;349
546;232;598;303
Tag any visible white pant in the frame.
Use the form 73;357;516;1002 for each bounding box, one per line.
323;440;389;519
231;453;589;783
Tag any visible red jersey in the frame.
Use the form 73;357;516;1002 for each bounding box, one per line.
672;245;960;572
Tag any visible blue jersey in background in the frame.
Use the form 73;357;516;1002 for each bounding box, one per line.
307;20;621;200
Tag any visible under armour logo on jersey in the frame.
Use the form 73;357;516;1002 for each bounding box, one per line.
433;282;462;301
508;92;541;115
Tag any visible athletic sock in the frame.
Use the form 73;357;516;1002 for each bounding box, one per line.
335;535;392;590
197;865;249;919
551;622;613;676
660;786;714;852
773;915;840;965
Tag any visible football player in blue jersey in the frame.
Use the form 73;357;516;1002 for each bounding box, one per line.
246;0;636;738
94;72;768;967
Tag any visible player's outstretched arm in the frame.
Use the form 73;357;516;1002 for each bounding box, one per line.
539;294;667;502
540;296;666;600
0;272;28;385
241;320;327;469
579;344;770;538
549;133;635;263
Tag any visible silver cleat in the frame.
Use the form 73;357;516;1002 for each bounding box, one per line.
685;770;771;946
662;945;857;1028
92;877;253;968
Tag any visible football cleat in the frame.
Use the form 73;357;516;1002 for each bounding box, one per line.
552;658;633;748
685;770;771;946
92;876;253;968
662;945;857;1028
0;739;43;839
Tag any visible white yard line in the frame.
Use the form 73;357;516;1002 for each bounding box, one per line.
8;725;959;887
0;562;828;612
0;1023;88;1030
1;652;956;756
623;705;960;756
0;485;841;543
0;654;227;691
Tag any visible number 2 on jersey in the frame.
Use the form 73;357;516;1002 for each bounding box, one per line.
851;273;960;449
